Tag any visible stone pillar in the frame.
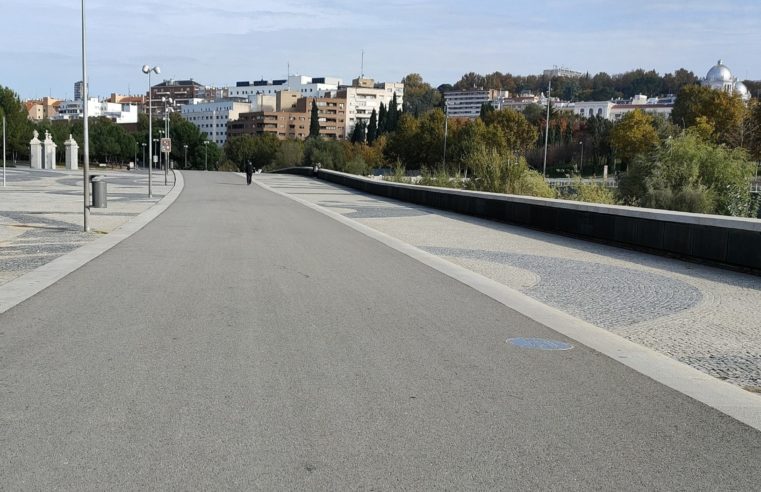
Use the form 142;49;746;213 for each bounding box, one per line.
64;134;79;170
42;131;57;170
30;130;42;169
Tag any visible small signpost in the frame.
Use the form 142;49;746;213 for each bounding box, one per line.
161;138;171;185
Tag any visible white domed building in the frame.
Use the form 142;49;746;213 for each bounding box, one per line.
701;60;751;102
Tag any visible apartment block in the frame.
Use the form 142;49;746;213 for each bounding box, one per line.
228;96;347;141
181;100;253;146
337;78;404;136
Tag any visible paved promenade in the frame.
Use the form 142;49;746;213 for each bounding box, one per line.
255;173;761;393
2;170;759;489
0;167;173;286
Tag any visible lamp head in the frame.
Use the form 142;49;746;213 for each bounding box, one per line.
142;65;150;74
154;66;161;75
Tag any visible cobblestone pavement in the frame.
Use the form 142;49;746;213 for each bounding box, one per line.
0;167;173;286
258;174;761;392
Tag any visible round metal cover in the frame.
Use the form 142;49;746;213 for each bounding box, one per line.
507;337;574;351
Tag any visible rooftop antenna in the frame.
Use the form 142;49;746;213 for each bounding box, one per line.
361;49;364;78
287;62;290;90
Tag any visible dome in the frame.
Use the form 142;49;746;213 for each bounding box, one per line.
734;80;750;101
705;60;733;83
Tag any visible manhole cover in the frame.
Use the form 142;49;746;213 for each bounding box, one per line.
507;337;574;351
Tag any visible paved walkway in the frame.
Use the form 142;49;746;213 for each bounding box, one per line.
255;173;761;393
0;167;174;286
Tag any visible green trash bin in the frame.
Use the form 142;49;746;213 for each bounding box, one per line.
91;175;107;208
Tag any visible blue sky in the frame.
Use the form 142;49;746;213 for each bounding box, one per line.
2;0;760;100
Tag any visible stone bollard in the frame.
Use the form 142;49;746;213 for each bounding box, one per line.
65;134;79;170
42;131;57;170
30;130;42;169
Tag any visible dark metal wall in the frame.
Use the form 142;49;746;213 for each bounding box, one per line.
274;168;761;273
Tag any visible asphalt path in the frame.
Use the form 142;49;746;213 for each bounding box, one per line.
2;171;760;490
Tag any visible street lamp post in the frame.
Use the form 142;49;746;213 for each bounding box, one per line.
203;141;208;171
442;101;448;170
141;142;146;169
2;113;6;188
579;141;584;175
542;77;552;178
184;144;188;169
142;64;161;198
81;0;90;231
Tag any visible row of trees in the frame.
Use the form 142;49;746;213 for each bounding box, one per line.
0;85;223;170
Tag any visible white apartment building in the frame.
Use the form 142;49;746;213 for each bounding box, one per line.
181;100;253;146
338;78;404;134
228;75;342;99
53;98;138;124
443;89;500;119
570;94;673;121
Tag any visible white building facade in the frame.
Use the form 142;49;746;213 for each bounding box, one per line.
443;90;501;119
339;80;404;135
228;75;342;99
53;98;138;124
569;95;673;121
181;100;253;146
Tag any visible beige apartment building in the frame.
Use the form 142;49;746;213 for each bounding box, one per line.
228;96;347;141
24;97;60;121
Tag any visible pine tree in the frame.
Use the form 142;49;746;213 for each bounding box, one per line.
386;93;399;132
350;120;367;144
367;109;378;145
309;100;320;139
378;102;387;135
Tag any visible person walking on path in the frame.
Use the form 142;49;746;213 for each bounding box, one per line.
245;161;254;185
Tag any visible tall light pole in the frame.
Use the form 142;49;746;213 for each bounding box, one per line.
442;101;448;170
542;77;552;178
2;113;6;188
183;144;188;169
203;141;208;171
142;64;160;197
81;0;90;231
579;141;584;175
141;142;146;169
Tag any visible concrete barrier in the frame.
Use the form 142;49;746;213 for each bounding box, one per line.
273;168;761;273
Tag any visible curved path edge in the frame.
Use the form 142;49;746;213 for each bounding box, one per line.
0;171;185;315
252;174;761;432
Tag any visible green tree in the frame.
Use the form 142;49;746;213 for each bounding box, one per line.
273;139;305;169
384;113;421;169
610;110;659;166
671;84;745;145
386;93;400;133
401;73;442;116
367;109;378;145
0;85;34;161
249;133;280;169
619;131;757;216
482;108;539;154
350;120;367;144
378;102;387;134
309;100;320;138
479;103;495;120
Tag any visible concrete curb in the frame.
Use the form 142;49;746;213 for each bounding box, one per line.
0;171;185;314
253;174;761;432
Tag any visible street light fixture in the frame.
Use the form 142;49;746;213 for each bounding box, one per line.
203;141;209;171
442;101;449;170
141;142;146;169
183;144;188;169
142;64;160;198
579;141;584;175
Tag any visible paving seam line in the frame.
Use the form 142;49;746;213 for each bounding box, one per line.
0;171;185;315
252;174;761;432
